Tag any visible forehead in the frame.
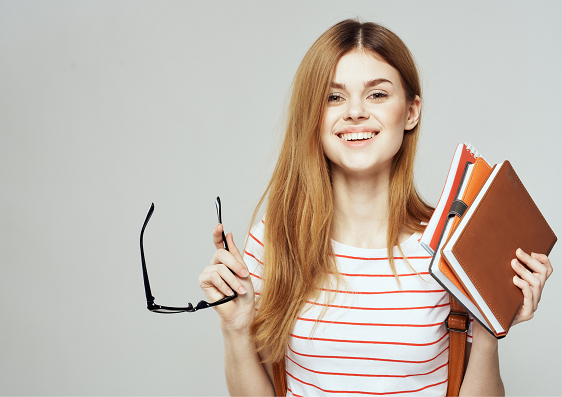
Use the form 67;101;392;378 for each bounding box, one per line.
332;50;403;89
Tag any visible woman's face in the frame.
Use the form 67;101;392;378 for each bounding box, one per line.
320;50;420;178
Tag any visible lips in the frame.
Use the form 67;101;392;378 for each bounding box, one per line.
337;131;377;141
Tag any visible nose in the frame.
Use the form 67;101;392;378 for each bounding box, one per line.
343;98;369;121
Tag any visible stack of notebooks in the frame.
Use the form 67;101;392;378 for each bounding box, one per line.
422;143;557;338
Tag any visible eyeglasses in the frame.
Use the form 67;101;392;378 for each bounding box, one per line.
139;197;238;313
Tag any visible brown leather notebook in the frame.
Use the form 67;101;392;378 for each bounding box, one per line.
441;161;557;338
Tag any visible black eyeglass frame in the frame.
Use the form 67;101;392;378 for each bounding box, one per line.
139;198;238;313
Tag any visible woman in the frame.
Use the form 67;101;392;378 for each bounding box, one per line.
199;19;552;396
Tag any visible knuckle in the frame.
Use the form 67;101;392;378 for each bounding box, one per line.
211;272;224;288
530;276;540;288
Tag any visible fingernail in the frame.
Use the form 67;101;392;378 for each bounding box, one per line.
238;286;247;294
241;269;249;277
531;252;537;258
227;289;234;296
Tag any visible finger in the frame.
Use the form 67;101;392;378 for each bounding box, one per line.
199;269;235;298
531;252;553;279
212;249;249;279
225;232;245;263
213;263;247;295
511;258;542;306
513;275;535;321
515;248;544;273
515;249;547;287
512;258;542;288
212;224;225;250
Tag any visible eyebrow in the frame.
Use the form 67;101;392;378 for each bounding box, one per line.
330;78;393;90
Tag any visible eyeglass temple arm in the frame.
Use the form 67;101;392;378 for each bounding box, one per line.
215;197;229;252
140;203;156;308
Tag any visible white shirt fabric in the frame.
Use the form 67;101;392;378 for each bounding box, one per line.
244;220;473;396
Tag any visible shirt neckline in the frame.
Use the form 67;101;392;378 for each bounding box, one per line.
330;231;421;257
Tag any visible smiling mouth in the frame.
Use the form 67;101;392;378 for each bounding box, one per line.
337;131;378;141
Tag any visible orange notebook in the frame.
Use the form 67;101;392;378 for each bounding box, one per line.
429;158;495;332
438;157;492;298
421;143;481;255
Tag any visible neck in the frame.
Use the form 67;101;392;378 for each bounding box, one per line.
330;165;392;249
329;164;414;249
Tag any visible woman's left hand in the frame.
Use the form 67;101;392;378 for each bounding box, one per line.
511;248;553;326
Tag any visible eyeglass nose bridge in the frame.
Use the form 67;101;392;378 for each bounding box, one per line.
195;300;211;310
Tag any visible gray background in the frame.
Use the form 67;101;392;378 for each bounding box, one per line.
1;0;560;395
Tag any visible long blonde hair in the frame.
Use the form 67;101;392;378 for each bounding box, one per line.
248;19;433;363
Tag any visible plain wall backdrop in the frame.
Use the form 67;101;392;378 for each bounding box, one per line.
0;1;560;395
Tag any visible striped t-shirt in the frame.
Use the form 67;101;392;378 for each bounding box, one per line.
243;220;472;396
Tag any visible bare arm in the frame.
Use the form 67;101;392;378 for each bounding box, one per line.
459;324;504;396
199;226;274;396
222;328;275;396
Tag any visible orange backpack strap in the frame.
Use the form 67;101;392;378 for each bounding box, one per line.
446;296;469;396
273;360;287;396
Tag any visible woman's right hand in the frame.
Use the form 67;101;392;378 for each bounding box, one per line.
198;224;256;332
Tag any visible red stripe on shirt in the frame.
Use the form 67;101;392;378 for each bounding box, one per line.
287;388;303;397
286;355;448;378
337;272;430;277
296;316;443;328
287;344;449;364
244;250;263;264
306;300;450;311
289;330;448;347
320;288;444;295
334;254;431;261
249;233;263;246
285;371;448;395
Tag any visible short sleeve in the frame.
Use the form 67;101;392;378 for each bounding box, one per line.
243;219;265;304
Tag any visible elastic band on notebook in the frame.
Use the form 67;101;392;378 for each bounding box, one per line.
449;200;468;218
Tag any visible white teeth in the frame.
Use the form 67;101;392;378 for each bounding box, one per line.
339;132;375;141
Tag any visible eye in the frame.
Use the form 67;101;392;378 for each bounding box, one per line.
368;91;388;100
327;93;344;103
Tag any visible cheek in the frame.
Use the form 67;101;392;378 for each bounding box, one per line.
320;109;340;145
322;108;341;130
381;102;409;129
